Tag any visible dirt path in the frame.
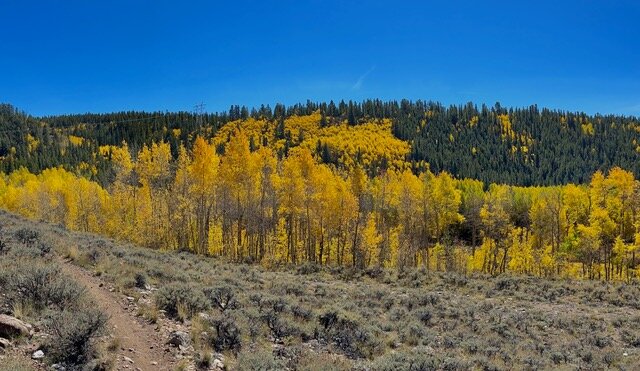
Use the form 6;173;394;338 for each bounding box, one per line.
59;259;174;371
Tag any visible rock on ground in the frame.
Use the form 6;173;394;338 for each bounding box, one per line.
0;337;11;348
166;330;190;347
0;314;31;339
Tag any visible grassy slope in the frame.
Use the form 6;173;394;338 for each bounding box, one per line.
1;210;639;370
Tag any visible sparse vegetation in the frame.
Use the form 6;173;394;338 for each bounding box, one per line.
4;211;630;370
45;307;108;365
0;223;108;369
154;282;209;320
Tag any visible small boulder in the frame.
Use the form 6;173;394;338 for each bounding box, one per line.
0;337;11;349
0;337;10;353
0;314;30;339
166;330;190;347
32;349;45;359
212;358;224;369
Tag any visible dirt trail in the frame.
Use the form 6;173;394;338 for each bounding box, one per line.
60;259;174;371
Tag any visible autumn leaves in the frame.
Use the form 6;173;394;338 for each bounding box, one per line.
0;126;638;280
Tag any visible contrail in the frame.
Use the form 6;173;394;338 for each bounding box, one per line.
352;65;376;90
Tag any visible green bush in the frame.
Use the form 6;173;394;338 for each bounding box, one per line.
261;310;296;341
318;309;382;358
134;272;147;289
237;349;286;371
15;228;39;246
371;349;442;371
208;314;241;353
37;241;52;256
154;283;209;319
45;307;108;366
203;285;238;312
5;264;85;311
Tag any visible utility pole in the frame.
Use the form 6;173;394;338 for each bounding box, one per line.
193;102;206;129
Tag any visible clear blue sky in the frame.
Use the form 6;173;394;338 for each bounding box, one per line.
2;0;639;116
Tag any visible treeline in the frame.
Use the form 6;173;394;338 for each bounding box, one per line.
392;102;640;185
1;130;638;281
0;104;112;178
2;100;639;186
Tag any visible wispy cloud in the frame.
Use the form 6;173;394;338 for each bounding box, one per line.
352;65;376;90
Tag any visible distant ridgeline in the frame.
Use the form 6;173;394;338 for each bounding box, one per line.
1;100;639;186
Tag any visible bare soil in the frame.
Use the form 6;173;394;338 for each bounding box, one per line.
59;260;175;371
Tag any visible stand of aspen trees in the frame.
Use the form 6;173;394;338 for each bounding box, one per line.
1;129;639;281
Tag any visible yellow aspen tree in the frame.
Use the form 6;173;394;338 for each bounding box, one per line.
457;178;485;253
218;130;255;259
589;206;617;280
393;170;423;269
507;228;533;274
423;171;464;270
480;185;512;275
349;164;369;268
188;136;219;255
134;142;172;249
171;145;193;251
563;184;590;233
604;167;635;240
361;214;383;266
250;146;278;262
274;148;306;263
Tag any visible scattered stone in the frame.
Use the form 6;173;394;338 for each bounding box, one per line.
126;297;135;302
166;330;190;347
151;361;158;365
0;337;11;349
123;356;134;363
51;363;66;370
0;314;30;339
32;349;45;359
212;358;224;369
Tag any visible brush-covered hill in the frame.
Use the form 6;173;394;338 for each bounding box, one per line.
1;210;639;370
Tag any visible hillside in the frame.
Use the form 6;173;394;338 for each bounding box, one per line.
1;211;639;370
2;100;640;185
0;101;639;282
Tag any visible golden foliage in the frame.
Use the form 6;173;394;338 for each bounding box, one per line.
0;132;639;281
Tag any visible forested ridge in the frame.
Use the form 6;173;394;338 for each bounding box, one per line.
1;101;640;281
3;100;639;185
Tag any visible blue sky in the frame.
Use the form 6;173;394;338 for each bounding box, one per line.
1;1;639;116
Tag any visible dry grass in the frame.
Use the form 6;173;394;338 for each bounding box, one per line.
0;213;109;369
0;356;35;371
2;209;640;370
